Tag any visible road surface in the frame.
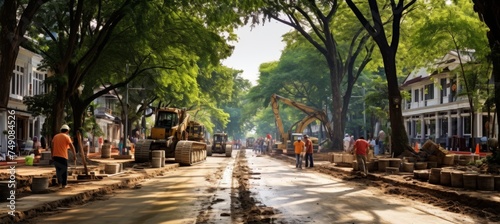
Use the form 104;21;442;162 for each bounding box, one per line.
29;148;488;223
30;151;238;224
242;149;485;223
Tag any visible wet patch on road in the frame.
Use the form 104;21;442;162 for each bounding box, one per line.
233;149;283;223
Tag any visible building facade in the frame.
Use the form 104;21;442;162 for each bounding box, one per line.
401;51;494;151
0;47;48;157
92;87;122;149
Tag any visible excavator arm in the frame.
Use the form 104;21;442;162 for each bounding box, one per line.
270;94;332;143
294;115;320;133
270;94;288;149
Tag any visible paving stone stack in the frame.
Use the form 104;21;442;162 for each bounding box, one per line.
38;152;52;165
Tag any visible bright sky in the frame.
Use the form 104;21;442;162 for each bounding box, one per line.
222;21;292;85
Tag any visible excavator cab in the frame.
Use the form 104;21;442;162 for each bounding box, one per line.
151;111;178;140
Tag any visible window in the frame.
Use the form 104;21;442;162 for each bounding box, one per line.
463;116;471;135
440;78;447;96
31;71;46;96
414;89;419;102
10;65;24;98
425;83;434;100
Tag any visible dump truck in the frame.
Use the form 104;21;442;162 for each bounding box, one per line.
134;107;207;165
207;132;232;157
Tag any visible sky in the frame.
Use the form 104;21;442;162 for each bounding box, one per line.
222;21;292;85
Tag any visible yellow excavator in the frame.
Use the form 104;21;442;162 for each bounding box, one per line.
187;120;206;143
270;94;332;153
134;107;207;165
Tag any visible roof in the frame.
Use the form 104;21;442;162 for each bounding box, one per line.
401;50;474;88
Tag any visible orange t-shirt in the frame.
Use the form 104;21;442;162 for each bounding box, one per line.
294;140;305;154
52;133;73;159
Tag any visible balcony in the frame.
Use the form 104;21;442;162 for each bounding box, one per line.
95;107;115;120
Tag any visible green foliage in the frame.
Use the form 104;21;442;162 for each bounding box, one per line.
407;0;489;69
24;92;55;117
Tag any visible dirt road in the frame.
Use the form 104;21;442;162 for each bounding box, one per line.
28;152;238;224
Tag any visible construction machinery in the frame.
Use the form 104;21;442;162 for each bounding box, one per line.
270;94;331;153
134;107;207;165
246;137;255;149
187;120;206;143
207;132;232;157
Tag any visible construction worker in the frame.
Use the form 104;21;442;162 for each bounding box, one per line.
51;124;77;188
353;136;370;177
304;135;314;168
294;137;305;169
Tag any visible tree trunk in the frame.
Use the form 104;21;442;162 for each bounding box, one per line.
51;82;68;140
70;96;86;154
491;39;500;142
329;69;344;151
0;0;47;108
0;0;18;108
0;46;18;109
382;51;411;157
472;0;500;146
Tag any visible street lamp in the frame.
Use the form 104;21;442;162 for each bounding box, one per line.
123;64;145;155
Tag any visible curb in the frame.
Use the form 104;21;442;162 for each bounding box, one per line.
0;163;179;223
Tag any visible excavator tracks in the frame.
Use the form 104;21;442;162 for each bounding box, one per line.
135;139;154;163
175;141;207;165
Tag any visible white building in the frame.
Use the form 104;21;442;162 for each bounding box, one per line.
92;87;122;148
401;50;494;151
0;47;48;156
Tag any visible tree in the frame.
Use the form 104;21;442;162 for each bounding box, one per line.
247;41;332;141
472;0;500;140
249;1;375;150
0;0;49;109
410;0;490;149
29;0;147;144
220;70;252;140
30;0;236;149
346;0;417;156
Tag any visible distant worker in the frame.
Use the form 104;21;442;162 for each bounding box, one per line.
303;135;314;168
343;134;351;152
353;136;370;177
349;135;355;152
51;124;77;189
266;133;272;152
369;137;379;155
378;130;386;154
294;137;305;169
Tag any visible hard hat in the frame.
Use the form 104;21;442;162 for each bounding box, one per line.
303;134;309;138
298;137;302;140
60;124;70;130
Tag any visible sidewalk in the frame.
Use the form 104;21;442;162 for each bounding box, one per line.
0;150;178;223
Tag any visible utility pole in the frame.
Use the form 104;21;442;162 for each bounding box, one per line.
124;64;129;155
